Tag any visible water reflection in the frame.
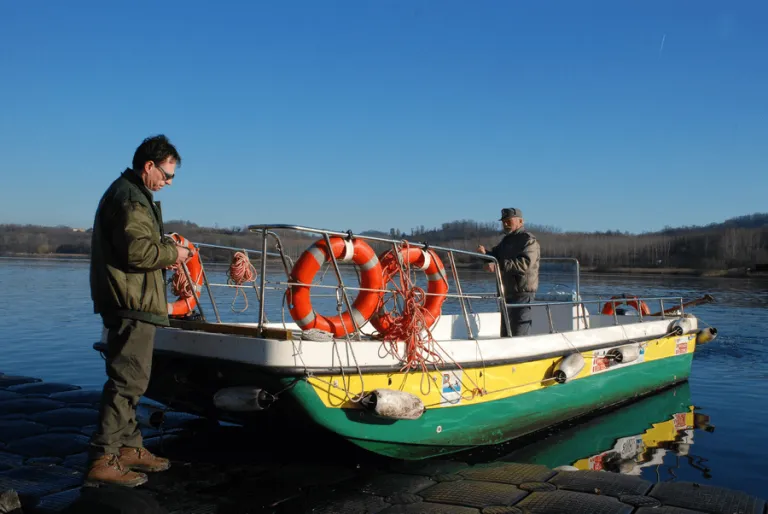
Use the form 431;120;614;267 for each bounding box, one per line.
454;381;716;484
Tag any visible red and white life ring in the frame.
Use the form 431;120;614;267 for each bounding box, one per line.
286;236;384;337
371;246;449;333
601;295;651;316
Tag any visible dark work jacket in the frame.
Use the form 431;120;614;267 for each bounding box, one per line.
89;169;178;326
489;228;541;298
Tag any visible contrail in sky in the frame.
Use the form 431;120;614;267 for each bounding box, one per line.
660;33;666;54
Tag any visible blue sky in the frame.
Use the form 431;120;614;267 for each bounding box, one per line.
1;1;765;234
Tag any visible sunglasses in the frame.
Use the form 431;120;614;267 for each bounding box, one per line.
154;162;175;181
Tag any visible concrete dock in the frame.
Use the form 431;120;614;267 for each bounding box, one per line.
1;371;765;513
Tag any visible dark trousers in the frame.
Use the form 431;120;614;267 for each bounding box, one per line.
89;315;155;458
501;293;534;337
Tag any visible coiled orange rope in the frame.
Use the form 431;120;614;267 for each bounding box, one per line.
227;251;257;313
169;263;195;311
376;242;444;373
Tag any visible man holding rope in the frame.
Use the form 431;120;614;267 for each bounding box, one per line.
87;135;191;487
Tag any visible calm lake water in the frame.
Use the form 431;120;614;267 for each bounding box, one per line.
1;257;766;498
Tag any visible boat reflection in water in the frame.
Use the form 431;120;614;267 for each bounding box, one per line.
457;381;715;481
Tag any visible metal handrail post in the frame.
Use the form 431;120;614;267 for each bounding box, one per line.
242;249;262;309
493;257;513;338
181;261;206;322
194;248;221;323
447;250;473;339
257;229;268;335
266;230;293;278
546;304;555;333
322;233;362;340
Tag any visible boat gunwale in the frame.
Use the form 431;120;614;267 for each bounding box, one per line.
98;325;698;376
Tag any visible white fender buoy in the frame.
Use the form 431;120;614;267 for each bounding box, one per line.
554;353;585;384
607;344;641;364
362;389;425;420
213;386;275;412
669;317;695;336
696;327;718;345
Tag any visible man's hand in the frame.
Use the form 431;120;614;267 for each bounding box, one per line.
484;262;496;273
476;245;486;254
175;245;192;264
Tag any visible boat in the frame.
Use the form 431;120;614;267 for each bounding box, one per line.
93;224;719;460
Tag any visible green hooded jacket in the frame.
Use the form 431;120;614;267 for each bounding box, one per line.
90;169;179;326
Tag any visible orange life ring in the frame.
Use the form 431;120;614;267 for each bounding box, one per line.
167;233;204;317
286;236;384;337
371;246;449;333
601;295;651;316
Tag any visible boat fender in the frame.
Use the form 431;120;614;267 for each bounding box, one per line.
607;344;641;364
669;317;695;336
553;353;585;384
696;327;718;345
213;386;275;412
361;389;425;420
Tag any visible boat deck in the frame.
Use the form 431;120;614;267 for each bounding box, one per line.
1;371;764;513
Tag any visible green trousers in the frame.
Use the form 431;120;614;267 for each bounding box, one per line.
89;315;155;458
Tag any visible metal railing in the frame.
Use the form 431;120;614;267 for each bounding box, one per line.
168;224;686;339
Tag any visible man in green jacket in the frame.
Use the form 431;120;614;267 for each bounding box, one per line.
87;135;191;487
477;207;541;337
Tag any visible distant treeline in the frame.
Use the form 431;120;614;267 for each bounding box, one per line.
1;213;767;271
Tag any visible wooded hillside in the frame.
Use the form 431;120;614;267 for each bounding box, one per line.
2;213;766;272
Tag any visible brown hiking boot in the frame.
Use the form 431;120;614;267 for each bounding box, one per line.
119;446;171;472
84;454;148;488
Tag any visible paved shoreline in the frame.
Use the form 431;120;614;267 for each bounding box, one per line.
1;371;765;513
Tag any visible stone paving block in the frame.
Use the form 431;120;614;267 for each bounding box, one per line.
649;481;765;514
516;490;633;514
0;390;21;402
549;469;652;497
388;459;470;478
0;375;42;388
459;462;556;485
380;503;480;513
420;480;528;509
0;451;24;469
7;382;81;395
6;432;90;458
300;492;392;514
30;407;100;428
636;507;706;514
49;389;103;405
0;419;48;443
0;398;66;416
343;472;436;496
32;487;82;514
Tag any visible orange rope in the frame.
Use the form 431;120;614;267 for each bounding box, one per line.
227;251;257;313
169;262;195;312
376;241;444;373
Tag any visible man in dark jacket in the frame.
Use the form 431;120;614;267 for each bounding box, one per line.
87;135;191;487
477;207;540;337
